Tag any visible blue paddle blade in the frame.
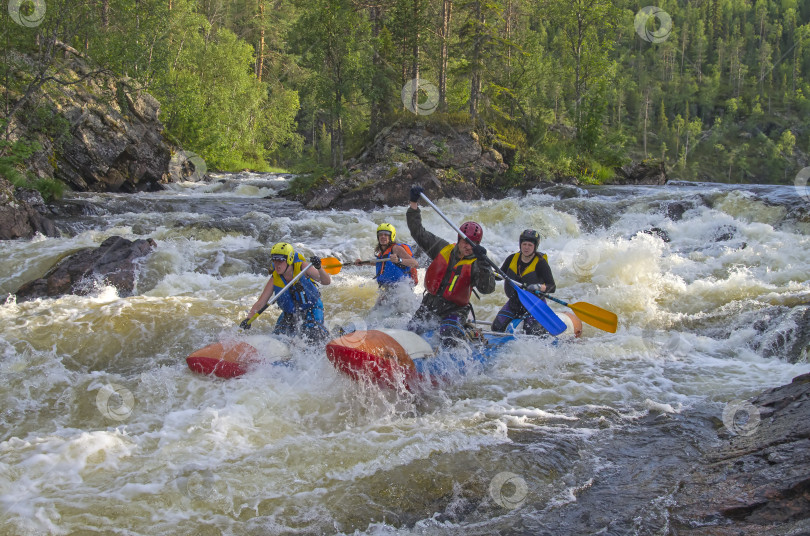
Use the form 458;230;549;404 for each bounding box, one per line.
513;283;567;336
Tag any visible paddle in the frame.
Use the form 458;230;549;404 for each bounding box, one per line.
417;192;568;336
319;256;343;275
320;257;389;271
240;260;337;329
531;291;618;333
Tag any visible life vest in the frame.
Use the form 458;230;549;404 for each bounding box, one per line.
505;251;549;301
375;243;419;285
271;252;322;314
507;251;548;280
424;243;475;306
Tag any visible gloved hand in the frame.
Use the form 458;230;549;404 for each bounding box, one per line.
309;255;322;270
472;244;487;259
239;317;252;330
527;283;545;294
409;185;425;203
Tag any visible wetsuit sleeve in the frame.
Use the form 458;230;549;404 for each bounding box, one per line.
471;259;496;294
535;257;556;294
406;207;449;258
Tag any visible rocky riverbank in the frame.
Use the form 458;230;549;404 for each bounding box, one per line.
671;372;810;535
290;120;668;210
6;48;175;194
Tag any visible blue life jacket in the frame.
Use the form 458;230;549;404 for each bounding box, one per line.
375;243;418;286
272;252;322;314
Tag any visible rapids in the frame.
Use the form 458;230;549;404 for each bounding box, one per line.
1;173;808;535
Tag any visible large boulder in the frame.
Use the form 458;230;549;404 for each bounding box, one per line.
671;373;810;534
611;160;668;185
8;50;174;193
14;235;156;302
298;121;506;210
0;177;59;239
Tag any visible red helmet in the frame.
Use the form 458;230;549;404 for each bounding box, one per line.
458;221;483;244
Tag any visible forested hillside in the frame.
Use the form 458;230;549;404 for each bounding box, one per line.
2;0;809;186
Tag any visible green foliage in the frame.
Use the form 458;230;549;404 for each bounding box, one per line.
284;168;331;196
0;128;65;201
5;0;810;187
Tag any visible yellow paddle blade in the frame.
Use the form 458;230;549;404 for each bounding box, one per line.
569;302;618;333
320;256;343;275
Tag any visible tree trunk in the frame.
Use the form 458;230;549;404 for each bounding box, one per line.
410;0;420;113
256;0;265;81
369;5;382;136
438;0;452;111
101;0;110;29
643;89;650;158
332;84;343;169
469;0;482;121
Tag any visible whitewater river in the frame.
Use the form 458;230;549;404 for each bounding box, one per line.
1;174;808;535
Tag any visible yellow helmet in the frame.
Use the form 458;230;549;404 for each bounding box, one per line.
377;223;396;243
270;242;295;264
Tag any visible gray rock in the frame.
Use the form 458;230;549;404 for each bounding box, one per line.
671;373;810;534
0;177;59;239
611;160;668;185
13;235;156;301
10;53;174;194
298;122;504;209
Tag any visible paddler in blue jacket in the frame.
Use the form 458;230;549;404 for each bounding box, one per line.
491;229;556;335
357;223;420;313
246;242;331;342
405;185;496;345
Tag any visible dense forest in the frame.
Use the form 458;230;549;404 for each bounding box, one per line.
2;0;810;189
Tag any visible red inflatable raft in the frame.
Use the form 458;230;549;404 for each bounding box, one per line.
327;314;583;389
186;336;291;378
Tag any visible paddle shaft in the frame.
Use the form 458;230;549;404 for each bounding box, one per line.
320;258;389;270
418;194;519;286
417;192;566;335
241;262;313;329
532;290;618;333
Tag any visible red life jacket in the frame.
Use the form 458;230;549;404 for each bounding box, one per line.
424;244;475;306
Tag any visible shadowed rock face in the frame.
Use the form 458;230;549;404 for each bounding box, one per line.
612;161;668;185
13;235;156;302
9;52;173;194
0;178;59;240
298;122;507;210
671;373;810;535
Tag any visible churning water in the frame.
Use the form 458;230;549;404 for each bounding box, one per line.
1;173;808;535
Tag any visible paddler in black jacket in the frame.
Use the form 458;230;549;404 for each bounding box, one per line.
491;229;556;335
405;185;496;345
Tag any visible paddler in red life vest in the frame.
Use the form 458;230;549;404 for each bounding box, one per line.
245;242;332;342
491;229;556;336
405;185;496;345
357;222;420;309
